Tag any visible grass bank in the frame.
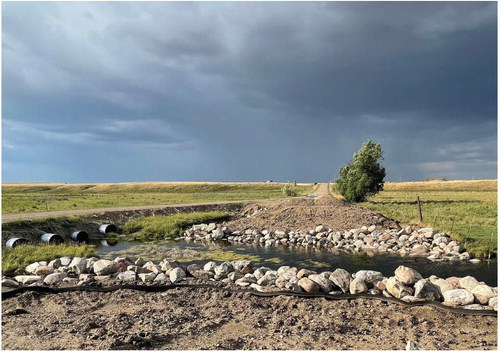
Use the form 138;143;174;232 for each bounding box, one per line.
2;244;95;275
123;212;231;241
350;180;497;257
2;182;313;214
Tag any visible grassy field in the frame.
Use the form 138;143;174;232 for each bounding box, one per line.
2;182;313;214
122;212;231;241
2;244;95;275
352;180;497;257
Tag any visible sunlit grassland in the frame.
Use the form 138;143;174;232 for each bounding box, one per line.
2;244;95;275
352;180;497;257
122;212;231;241
2;182;313;214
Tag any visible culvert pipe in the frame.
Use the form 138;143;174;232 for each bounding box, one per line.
99;224;118;234
41;233;64;244
5;237;29;248
70;231;90;243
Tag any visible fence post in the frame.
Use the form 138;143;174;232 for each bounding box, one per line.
417;196;423;222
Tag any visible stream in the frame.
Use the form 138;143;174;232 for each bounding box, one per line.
95;239;497;286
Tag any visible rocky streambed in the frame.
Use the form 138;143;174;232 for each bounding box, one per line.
184;223;479;262
3;254;497;312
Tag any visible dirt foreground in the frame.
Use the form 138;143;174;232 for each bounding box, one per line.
2;287;497;350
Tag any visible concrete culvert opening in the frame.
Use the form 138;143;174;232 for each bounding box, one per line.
99;224;118;234
41;233;64;244
70;231;90;243
5;238;29;248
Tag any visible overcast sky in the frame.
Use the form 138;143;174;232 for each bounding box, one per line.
2;2;497;183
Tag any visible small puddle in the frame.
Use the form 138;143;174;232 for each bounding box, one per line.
94;239;497;286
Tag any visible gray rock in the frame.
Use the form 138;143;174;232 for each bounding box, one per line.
231;260;253;274
114;256;135;271
298;277;320;293
277;266;291;276
443;289;475;306
138;272;157;283
186;264;202;275
48;258;62;269
135;257;146;266
257;273;277;286
488;296;497;311
214;262;233;278
355;270;383;287
117;271;136;283
275;275;287;288
14;275;41;285
43;272;67;285
191;270;215;279
169;267;186;283
2;279;19;288
203;261;217;272
329;269;352;293
25;262;41;274
308;274;334;293
93;260;119;275
406;341;423;350
414;279;441;301
349;278;368;294
394;266;423;285
211;228;225;240
69;257;88;275
153;273;168;284
386;277;413;298
253;267;271;280
62;277;79;285
430;278;454;296
127;265;147;274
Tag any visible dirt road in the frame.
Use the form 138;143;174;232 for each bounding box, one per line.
1;200;248;224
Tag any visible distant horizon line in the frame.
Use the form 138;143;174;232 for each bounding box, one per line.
2;178;497;185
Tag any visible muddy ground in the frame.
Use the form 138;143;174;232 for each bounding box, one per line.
2;287;497;350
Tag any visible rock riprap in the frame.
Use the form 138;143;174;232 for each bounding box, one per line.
2;259;497;312
183;224;475;262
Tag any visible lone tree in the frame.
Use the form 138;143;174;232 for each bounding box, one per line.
335;140;386;202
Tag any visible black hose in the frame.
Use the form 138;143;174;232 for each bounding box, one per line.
2;283;496;317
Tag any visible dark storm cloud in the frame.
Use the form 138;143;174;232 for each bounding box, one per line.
2;2;497;182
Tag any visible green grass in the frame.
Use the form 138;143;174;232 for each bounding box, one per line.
2;182;313;214
122;212;231;241
2;244;95;275
346;180;497;258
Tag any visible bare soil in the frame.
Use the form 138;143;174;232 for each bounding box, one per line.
224;184;398;232
2;287;497;350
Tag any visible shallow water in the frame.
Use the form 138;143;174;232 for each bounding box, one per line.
95;240;497;286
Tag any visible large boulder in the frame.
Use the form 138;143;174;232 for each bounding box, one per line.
69;257;88;275
349;278;368;294
298;278;320;293
394;266;423;285
231;260;253;274
459;276;480;292
43;272;67;285
14;275;41;285
25;262;41;274
34;265;55;276
386;277;413;298
214;262;233;279
443;289;475;306
329;269;352;293
203;261;217;272
93;260;119;276
308;274;334;293
471;285;497;305
430;278;454;296
114;257;135;272
297;269;316;279
354;270;384;288
414;279;441;301
169;267;186;283
257;273;277;286
117;271;137;283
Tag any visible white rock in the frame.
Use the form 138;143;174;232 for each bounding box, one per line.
25;262;41;274
443;289;475;306
93;260;119;275
169;267;186;283
44;272;67;285
14;275;41;285
69;257;88;275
